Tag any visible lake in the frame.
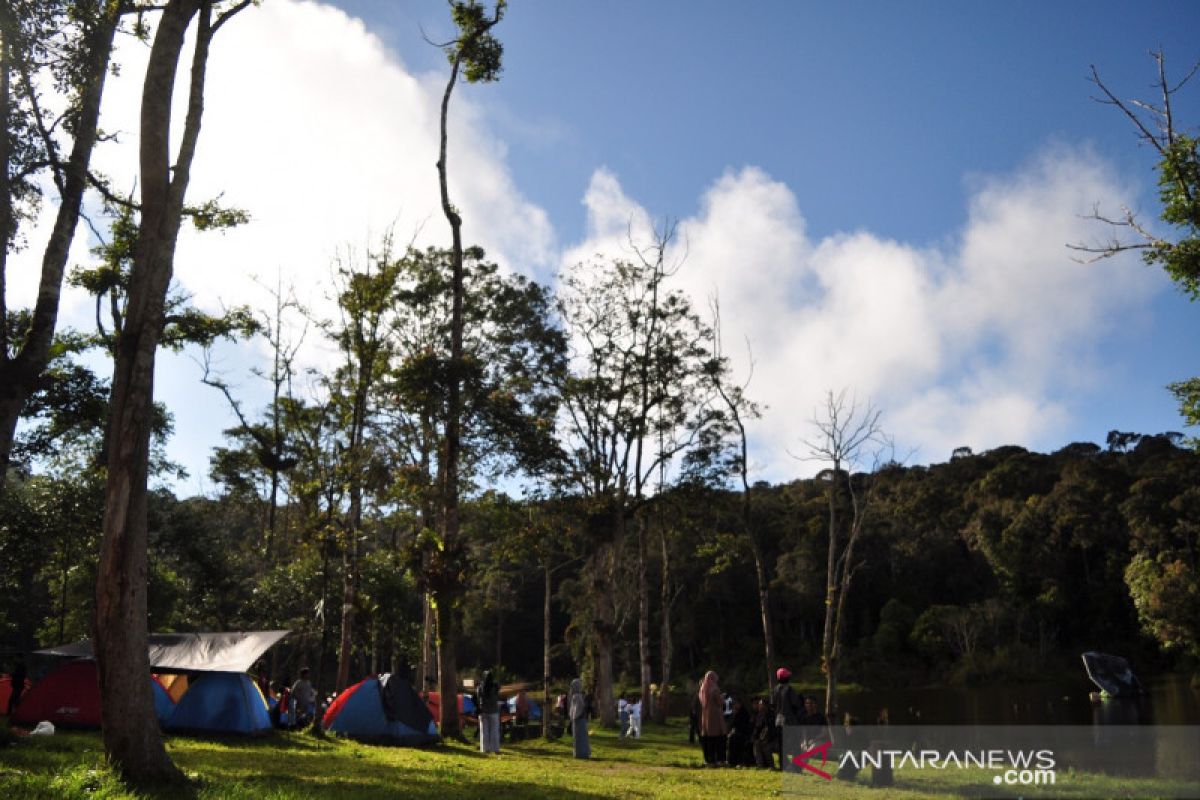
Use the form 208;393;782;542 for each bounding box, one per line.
835;673;1200;725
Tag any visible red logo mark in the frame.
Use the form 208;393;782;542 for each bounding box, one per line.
791;740;834;780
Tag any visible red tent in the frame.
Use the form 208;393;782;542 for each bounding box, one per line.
0;674;33;712
11;661;102;728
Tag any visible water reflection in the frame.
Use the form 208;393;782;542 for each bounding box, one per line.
837;674;1199;726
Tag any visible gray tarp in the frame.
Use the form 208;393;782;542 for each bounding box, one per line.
35;631;289;673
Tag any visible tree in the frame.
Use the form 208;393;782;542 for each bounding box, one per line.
430;0;505;739
705;299;776;695
93;0;250;784
802;389;885;718
555;233;716;726
1074;51;1200;440
0;1;121;480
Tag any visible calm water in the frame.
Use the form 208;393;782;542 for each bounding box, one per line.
836;674;1200;725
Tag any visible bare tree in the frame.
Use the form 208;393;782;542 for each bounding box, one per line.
801;389;886;718
1069;51;1199;277
707;298;776;694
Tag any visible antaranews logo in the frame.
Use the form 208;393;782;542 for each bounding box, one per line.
790;739;1057;787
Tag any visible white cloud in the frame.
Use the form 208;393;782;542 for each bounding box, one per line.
562;150;1158;480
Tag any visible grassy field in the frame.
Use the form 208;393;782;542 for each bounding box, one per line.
2;719;1197;799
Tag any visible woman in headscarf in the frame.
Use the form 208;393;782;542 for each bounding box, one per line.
478;670;501;754
569;678;590;759
698;670;726;766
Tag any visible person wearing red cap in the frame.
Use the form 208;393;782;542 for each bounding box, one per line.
772;667;803;769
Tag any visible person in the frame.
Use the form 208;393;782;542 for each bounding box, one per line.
8;653;27;715
277;676;292;728
751;697;778;769
618;694;630;739
290;667;316;726
627;694;642;739
569;678;590;759
726;696;754;766
772;667;803;769
799;694;829;749
478;670;501;754
254;660;271;703
698;670;726;766
514;689;531;740
688;689;701;744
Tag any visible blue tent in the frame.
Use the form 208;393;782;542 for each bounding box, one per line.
324;674;438;745
505;695;542;720
165;672;271;735
151;677;174;725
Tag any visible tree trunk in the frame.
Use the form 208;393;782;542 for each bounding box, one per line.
636;515;652;713
543;564;551;738
657;526;672;724
821;464;839;719
335;516;357;691
591;537;617;728
95;0;213;783
435;597;461;738
748;526;776;694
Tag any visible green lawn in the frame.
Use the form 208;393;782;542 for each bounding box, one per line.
2;720;1197;799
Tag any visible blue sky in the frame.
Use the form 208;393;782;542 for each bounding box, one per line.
13;0;1200;493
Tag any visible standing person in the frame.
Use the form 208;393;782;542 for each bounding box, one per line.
751;697;778;769
698;670;727;766
688;689;701;744
627;694;642;739
799;695;829;749
569;678;590;759
290;667;316;726
772;667;803;768
478;670;501;754
726;696;754;766
8;653;26;715
618;694;630;739
514;688;531;740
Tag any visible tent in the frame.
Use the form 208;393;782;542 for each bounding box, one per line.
506;694;542;721
154;672;189;703
324;674;438;745
0;674;33;712
11;660;172;728
424;690;476;722
165;671;271;736
1082;652;1143;698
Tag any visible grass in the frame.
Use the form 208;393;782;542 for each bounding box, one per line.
2;719;1198;799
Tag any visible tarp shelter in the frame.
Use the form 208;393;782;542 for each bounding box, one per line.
324;674;438;745
37;630;289;673
0;674;33;712
1082;651;1143;697
11;660;172;729
165;671;271;736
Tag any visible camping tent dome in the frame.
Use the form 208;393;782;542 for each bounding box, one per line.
165;671;271;735
324;673;438;745
11;660;172;728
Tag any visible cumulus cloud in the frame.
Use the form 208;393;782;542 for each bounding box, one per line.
562;149;1157;480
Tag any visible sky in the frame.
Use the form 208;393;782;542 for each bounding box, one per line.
9;0;1200;495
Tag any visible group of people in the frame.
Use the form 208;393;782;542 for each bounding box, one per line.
257;664;316;729
691;667;828;768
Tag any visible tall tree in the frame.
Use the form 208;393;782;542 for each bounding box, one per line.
94;0;249;783
431;0;505;739
0;0;121;481
803;389;884;718
555;235;715;726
